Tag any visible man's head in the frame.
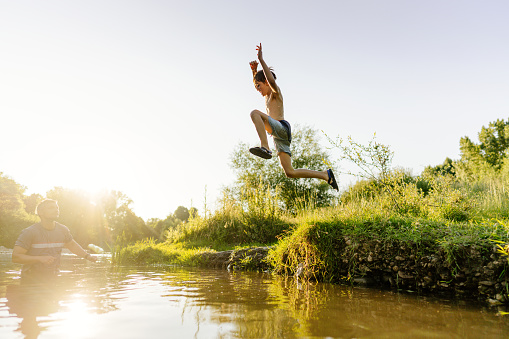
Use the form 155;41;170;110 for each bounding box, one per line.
36;199;60;221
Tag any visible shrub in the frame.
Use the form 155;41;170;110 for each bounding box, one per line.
166;180;290;247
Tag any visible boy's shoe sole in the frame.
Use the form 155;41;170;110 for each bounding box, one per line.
249;147;272;159
327;169;339;191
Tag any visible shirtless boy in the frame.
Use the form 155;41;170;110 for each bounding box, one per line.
249;43;338;190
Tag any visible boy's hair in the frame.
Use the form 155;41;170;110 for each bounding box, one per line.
36;199;58;216
253;69;276;83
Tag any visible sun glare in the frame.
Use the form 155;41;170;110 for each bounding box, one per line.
36;131;136;195
54;298;97;338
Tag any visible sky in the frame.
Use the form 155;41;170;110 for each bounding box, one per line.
1;0;508;220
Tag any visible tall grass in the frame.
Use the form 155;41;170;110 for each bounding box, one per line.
461;177;509;219
340;170;509;223
166;180;291;248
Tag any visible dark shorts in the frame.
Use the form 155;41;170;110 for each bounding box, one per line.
268;117;292;156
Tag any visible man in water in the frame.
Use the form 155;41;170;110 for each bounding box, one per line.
12;199;96;282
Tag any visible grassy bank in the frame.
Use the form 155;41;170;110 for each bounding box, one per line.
267;204;508;278
113;174;509;301
115;187;509;273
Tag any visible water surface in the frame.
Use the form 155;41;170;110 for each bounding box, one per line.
0;251;508;338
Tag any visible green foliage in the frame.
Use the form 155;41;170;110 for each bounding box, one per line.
0;170;200;249
230;125;335;213
1;180;160;249
456;118;509;180
325;133;394;181
113;239;212;266
146;216;178;241
46;187;108;246
341;169;415;203
146;206;196;241
266;222;326;279
422;158;456;179
173;206;191;222
325;132;410;211
341;170;475;222
0;173;38;247
166;180;290;247
268;202;509;283
422;174;473;221
456;175;509;220
23;193;43;215
323;132;482;221
46;188;154;247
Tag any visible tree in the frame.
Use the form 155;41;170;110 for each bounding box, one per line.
23;193;43;215
325;133;404;210
0;172;37;247
422;158;456;178
174;206;190;222
0;173;153;247
229;125;335;212
46;187;110;247
46;188;153;246
459;118;509;171
99;190;154;244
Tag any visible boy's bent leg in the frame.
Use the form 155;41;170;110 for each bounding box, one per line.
250;110;272;150
278;152;329;180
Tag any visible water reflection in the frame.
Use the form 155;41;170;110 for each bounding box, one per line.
5;281;58;338
1;252;508;338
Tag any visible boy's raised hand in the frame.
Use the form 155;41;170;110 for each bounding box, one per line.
256;43;263;60
249;60;258;71
249;60;258;77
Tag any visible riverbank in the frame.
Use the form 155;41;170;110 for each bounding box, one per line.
191;240;508;305
115;213;509;305
265;217;509;305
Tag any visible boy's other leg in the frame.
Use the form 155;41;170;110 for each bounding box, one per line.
278;152;329;180
250;110;272;150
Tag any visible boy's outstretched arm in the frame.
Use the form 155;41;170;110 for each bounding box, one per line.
256;43;278;92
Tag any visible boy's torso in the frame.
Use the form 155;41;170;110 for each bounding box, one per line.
265;86;284;120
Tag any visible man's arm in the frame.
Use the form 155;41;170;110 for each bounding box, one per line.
65;240;97;262
12;245;56;266
256;43;278;92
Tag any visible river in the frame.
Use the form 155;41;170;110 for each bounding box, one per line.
0;250;508;338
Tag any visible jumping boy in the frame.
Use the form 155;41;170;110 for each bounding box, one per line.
249;43;338;190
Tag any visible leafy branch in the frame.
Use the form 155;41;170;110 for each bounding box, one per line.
324;132;401;211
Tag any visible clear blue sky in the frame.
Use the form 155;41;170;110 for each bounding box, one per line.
1;1;508;220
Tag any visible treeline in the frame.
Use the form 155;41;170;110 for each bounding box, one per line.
0;174;196;248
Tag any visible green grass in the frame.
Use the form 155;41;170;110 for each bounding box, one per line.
266;202;509;281
112;239;215;266
113;173;509;283
165;182;292;248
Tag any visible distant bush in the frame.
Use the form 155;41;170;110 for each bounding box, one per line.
166;180;291;247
